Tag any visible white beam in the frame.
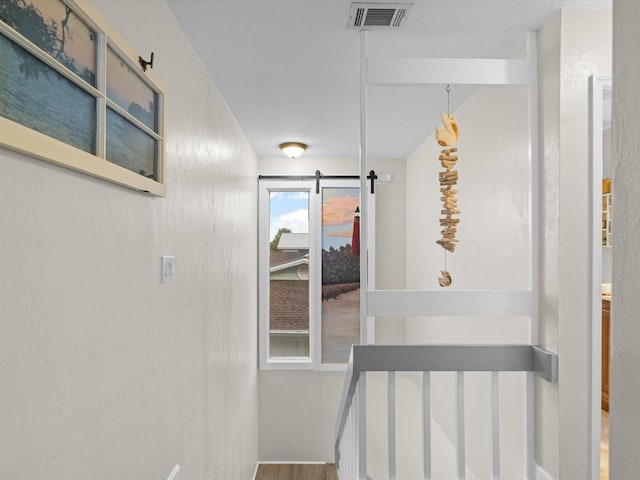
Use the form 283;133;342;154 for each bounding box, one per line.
367;290;533;317
367;58;531;86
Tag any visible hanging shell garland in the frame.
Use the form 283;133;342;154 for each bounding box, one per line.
438;270;452;288
436;114;460;287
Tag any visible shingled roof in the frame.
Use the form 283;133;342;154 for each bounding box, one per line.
270;280;309;331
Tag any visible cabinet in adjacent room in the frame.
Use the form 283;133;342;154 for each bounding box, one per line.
602;178;612;247
602;298;611;411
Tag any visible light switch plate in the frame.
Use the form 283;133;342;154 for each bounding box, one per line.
161;256;175;284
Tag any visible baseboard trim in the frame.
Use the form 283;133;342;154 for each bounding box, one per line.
256;461;327;464
166;464;181;480
536;463;556;480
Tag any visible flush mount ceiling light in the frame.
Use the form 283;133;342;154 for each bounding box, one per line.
279;142;307;159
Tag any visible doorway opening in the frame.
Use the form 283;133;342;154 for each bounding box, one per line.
589;75;612;480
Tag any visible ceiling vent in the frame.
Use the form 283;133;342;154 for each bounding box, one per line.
348;2;413;30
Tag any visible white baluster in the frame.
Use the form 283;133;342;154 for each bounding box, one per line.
491;371;501;479
344;407;350;479
358;375;367;480
456;372;465;480
348;400;352;479
350;395;355;479
423;371;432;480
388;372;396;480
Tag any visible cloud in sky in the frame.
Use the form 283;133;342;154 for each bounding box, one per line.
271;191;308;200
322;196;359;227
271;208;308;235
326;228;352;238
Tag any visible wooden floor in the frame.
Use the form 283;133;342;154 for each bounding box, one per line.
601;409;609;480
256;464;337;480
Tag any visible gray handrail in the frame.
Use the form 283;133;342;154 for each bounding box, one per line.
334;344;558;468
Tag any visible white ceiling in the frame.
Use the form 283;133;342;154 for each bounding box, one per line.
167;0;611;160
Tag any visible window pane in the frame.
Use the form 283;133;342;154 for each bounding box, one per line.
0;0;96;85
107;47;157;131
0;33;95;153
321;187;360;363
269;191;310;358
106;108;156;179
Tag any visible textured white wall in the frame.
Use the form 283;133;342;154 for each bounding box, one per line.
0;1;259;479
534;9;612;478
257;156;406;461
537;12;562;477
538;8;611;478
610;1;640;477
556;9;611;480
258;370;344;462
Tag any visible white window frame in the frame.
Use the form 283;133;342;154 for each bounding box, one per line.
258;178;375;371
0;0;167;196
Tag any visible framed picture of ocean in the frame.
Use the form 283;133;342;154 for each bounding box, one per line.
0;0;166;195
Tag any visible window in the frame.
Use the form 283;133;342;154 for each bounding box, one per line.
0;0;165;195
259;179;373;370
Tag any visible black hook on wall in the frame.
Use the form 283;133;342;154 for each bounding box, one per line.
368;170;378;194
139;52;154;72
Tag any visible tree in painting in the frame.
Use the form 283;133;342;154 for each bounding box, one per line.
0;0;94;83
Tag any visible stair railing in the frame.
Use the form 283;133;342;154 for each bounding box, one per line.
335;344;558;480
